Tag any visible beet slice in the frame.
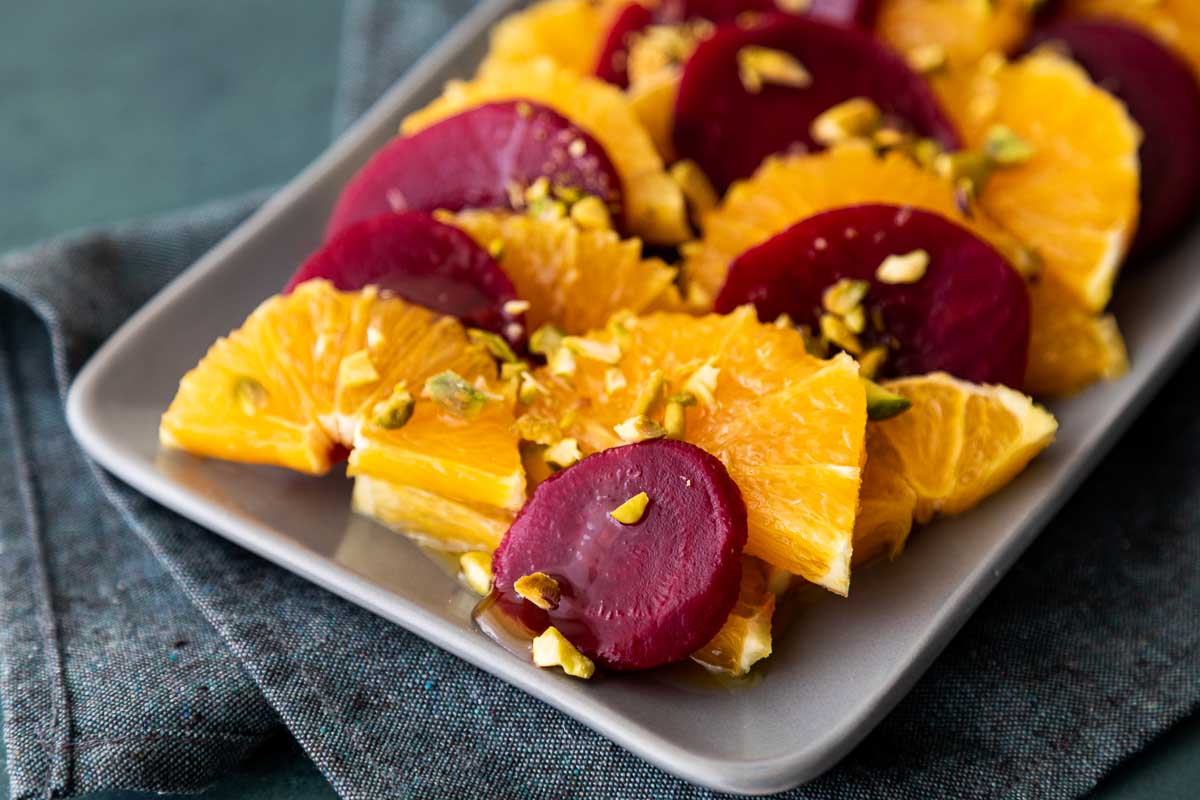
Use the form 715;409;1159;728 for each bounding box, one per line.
714;204;1030;387
326;101;623;239
286;212;523;344
491;439;747;670
674;14;960;190
595;0;877;88
1025;20;1200;255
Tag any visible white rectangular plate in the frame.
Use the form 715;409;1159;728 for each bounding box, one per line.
66;1;1200;794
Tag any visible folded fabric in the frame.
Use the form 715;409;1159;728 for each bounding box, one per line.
2;1;1199;799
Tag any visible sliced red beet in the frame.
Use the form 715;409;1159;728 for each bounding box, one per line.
1025;20;1200;255
674;14;960;190
491;439;747;671
286;212;523;345
595;0;877;88
326;101;622;239
714;204;1030;387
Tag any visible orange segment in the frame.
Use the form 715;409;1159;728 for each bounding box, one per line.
877;0;1034;68
446;210;678;334
1060;0;1200;83
853;372;1057;563
523;306;867;594
481;0;613;76
934;51;1141;312
352;475;514;553
402;58;690;245
691;556;775;676
681;144;1027;308
1025;276;1128;397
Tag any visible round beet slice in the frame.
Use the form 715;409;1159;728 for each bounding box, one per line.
286;211;523;344
674;14;960;190
595;0;877;88
714;204;1030;387
326;101;622;239
1025;20;1200;255
491;439;747;670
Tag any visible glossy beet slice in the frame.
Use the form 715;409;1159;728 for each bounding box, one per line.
1026;20;1200;254
715;204;1030;387
491;439;747;670
595;0;877;88
326;101;622;239
674;15;960;190
286;212;523;344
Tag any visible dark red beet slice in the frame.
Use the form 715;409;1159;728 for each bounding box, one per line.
1025;20;1200;255
714;204;1030;387
595;1;877;89
326;101;623;239
286;212;523;345
674;14;960;190
491;439;747;670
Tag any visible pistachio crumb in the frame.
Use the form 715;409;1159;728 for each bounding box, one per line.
544;437;583;469
468;328;519;363
423;371;489;418
569;195;613;230
503;299;531;316
669;160;720;216
564;336;622;364
858;347;888;380
515;414;562;446
604;367;628;394
819;313;863;355
737;46;812;94
664;400;687;440
811;98;882;146
372;384;415;429
459;551;493;596
515;572;561;610
875;249;930;284
610;491;650;525
631;370;666;416
487;238;506;260
935;151;993;195
518;371;551;404
532;626;595;679
907;43;947;75
528;196;567;221
773;312;795;329
500;360;530;382
232;376;268;416
821;278;870;316
682;359;720;405
549;346;578;378
614;415;668;443
983;124;1035;166
863;378;912;421
843;305;866;334
526;176;551;202
338;350;380;388
529;324;566;357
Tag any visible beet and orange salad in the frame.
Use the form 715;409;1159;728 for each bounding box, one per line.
160;0;1200;679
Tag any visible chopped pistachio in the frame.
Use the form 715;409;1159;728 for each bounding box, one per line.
564;336;622;364
558;406;579;431
857;346;889;380
372;385;415;429
232;376;268;416
630;370;666;416
810;97;882;146
906;43;947;75
773;312;795;329
529;324;566;356
528;196;567;221
798;324;828;358
549;346;577;378
338;350;380;388
664;400;687;440
912;138;943;169
614;414;668;443
875;249;930;284
503;299;530;316
459;551;493;596
606;311;636;348
515;572;561;610
843;305;866;335
983;124;1035;166
525;176;551;203
514;414;562;446
682;359;720;405
819;313;863;355
569;195;613;230
424;371;489;418
873;127;908;149
487;238;506;260
863;379;912;421
500;360;530;382
604;367;628;394
468;328;519;363
737;46;812;94
610;491;650;524
821;278;870;316
669;159;720;216
668;391;697;407
544;437;583;469
532;626;595;679
935;151;993;195
518;371;551;404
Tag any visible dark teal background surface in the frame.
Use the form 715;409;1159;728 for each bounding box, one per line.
0;2;1196;797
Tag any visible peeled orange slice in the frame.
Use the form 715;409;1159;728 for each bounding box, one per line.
1059;0;1200;83
877;0;1034;69
446;210;679;335
352;475;515;553
481;0;614;76
522;306;867;594
403;58;689;245
681;143;1026;308
160;280;496;474
692;556;775;677
1024;276;1128;397
853;372;1057;564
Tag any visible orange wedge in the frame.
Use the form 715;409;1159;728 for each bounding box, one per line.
877;0;1035;69
352;475;515;553
1060;0;1200;83
402;58;690;245
1025;276;1128;397
481;0;615;76
446;209;680;335
521;306;867;594
853;372;1057;564
692;556;775;676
